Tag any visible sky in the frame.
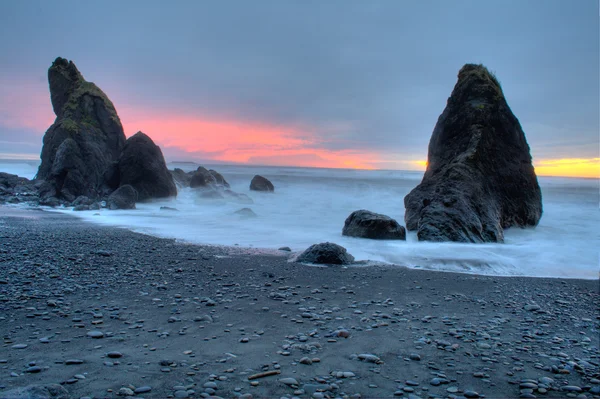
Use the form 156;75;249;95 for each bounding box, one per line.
0;0;598;177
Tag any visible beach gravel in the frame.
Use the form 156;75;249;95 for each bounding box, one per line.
0;206;598;398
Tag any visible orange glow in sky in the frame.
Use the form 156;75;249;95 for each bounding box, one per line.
120;110;380;170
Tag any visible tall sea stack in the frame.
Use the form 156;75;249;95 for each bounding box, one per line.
404;64;542;243
36;57;126;200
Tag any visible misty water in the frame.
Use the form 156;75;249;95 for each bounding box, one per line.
4;160;599;279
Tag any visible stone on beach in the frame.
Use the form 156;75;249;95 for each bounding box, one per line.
297;242;355;265
107;185;137;210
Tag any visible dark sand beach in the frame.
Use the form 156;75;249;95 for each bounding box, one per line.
0;207;598;399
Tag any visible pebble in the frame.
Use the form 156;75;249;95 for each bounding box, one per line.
118;387;134;396
12;344;27;349
87;331;104;339
25;366;42;373
280;378;299;386
409;353;421;361
464;391;480;398
65;359;84;365
107;351;123;358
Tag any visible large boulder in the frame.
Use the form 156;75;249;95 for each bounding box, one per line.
107;184;137;210
343;210;406;240
118;131;177;201
297;242;355;265
404;64;542;243
36;57;126;200
250;175;274;192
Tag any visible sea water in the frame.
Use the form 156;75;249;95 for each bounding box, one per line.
2;160;599;279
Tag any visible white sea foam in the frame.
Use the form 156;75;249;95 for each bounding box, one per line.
3;160;599;279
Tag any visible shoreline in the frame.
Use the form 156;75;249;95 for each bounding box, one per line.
25;205;600;281
1;206;599;399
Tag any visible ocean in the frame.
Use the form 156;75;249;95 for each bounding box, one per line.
3;160;599;279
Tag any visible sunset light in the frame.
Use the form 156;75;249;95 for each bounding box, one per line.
533;158;600;179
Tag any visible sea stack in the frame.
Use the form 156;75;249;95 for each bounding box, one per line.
36;57;126;201
404;64;542;243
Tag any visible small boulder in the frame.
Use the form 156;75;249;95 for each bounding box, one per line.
107;185;137;210
297;242;355;265
72;195;93;207
118;131;177;201
250;175;274;192
343;210;406;240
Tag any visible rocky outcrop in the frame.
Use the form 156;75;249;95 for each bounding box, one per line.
250;175;274;192
404;64;542;243
297;242;355;265
36;57;126;201
209;169;229;188
343;210;406;240
170;168;192;187
107;184;137;210
0;173;39;204
118;132;177;201
190;166;217;188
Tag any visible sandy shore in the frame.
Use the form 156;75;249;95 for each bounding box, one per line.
0;206;598;399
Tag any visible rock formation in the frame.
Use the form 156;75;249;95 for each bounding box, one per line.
250;175;274;192
107;185;137;210
297;242;355;265
404;64;542;243
343;210;406;240
190;166;217;188
118;131;177;201
36;57;126;201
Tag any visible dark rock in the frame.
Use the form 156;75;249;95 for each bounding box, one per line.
297;242;355;265
343;210;406;240
73;204;90;211
250;175;274;192
190;166;217;188
72;195;92;206
234;208;257;218
107;185;137;210
209;169;230;188
279;246;292;252
118;131;177;201
170;168;191;187
0;384;69;399
404;64;542;243
0;172;34;192
37;57;126;200
160;206;179;212
39;196;62;207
